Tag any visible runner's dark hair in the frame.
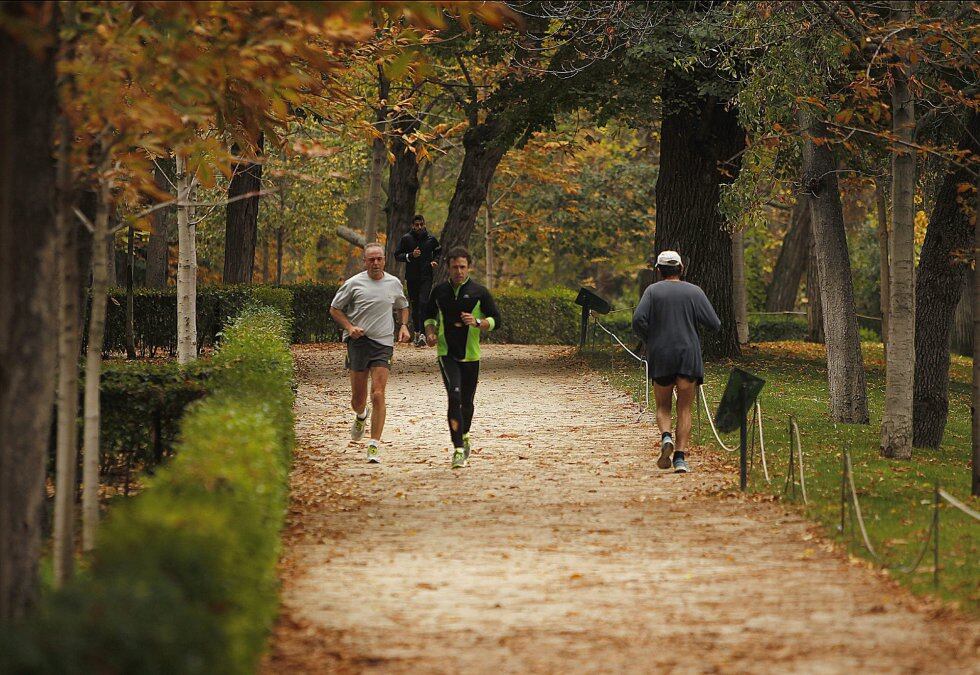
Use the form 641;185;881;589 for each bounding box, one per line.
413;214;425;224
657;263;682;278
446;246;472;264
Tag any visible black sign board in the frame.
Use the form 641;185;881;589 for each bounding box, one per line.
714;368;766;433
574;287;611;314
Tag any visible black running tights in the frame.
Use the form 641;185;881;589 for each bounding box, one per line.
438;356;479;449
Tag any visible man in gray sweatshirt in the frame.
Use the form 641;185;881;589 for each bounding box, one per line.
632;250;721;473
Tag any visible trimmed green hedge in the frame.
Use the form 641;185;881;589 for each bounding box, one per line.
99;283;587;351
3;306;295;673
94;360;210;490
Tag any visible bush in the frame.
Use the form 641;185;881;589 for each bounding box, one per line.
287;282;338;343
3;307;295;674
93;360;210;491
749;314;808;342
486;287;580;345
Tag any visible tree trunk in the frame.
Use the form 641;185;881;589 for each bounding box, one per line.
952;272;972;355
881;0;916;459
82;179;112;552
105;231;117;286
806;226;825;343
913;111;980;447
176;156;198;365
53;116;81;588
384;113;422;275
655;71;744;359
125;220;136;358
973;171;980;496
365;68;389;245
222;133;263;284
145;161;171;288
434;115;510;283
733;230;749;343
260;235;270;282
276;225;284;285
876;181;891;357
798;109;869;423
0;4;59;619
485;188;495;291
765;200;810;311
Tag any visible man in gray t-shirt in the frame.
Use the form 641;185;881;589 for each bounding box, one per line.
633;250;721;474
330;243;410;463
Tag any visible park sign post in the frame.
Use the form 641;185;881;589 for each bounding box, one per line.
715;368;766;491
575;287;611;348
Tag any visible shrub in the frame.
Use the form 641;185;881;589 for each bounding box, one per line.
2;307;295;674
287;282;337;343
749;314;808;342
486;287;580;345
93;360;210;491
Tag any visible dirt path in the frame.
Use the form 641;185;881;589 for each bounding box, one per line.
266;344;979;674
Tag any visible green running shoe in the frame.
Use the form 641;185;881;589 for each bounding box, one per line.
366;444;380;463
462;433;472;461
351;406;369;441
451;448;466;469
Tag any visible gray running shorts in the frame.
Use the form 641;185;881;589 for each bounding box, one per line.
345;337;393;371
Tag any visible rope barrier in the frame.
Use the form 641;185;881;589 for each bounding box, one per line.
697;385;738;453
591;315;649;411
938;488;980;522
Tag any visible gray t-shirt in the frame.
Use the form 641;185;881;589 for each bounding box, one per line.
331;271;409;346
632;280;721;383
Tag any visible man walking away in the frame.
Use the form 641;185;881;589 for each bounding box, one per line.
395;214;441;346
632;250;721;473
424;247;501;469
330;243;411;463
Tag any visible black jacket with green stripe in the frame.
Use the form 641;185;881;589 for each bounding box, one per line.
423;278;500;361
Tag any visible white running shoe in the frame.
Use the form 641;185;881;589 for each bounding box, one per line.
366;443;381;463
351;407;369;441
658;433;674;470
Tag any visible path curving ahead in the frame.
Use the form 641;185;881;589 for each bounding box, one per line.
266;344;979;674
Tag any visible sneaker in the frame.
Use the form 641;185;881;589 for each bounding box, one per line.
462;433;472;461
351;407;369;441
673;455;689;474
415;334;427;347
451;448;466;469
366;443;381;463
657;433;674;469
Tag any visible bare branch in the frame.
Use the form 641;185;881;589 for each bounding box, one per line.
336;225;366;248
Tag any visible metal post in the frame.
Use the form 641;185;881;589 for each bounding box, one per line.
580;306;590;348
840;449;847;534
739;384;748;491
933;483;940;589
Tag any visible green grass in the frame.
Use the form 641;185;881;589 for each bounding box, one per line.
583;339;979;615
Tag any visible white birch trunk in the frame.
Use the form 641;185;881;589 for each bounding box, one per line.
53;119;79;584
176;154;197;365
81;181;111;552
733;230;749;344
881;0;915;460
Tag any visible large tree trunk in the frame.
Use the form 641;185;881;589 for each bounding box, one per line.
733;230;749;343
806;227;825;343
952;272;972;355
365;67;389;245
434;116;510;284
655;71;744;359
145;161;171;288
765;200;810;311
176;156;198;365
125;220;136;358
82;178;112;552
53;117;81;588
798;109;868;423
105;231;117;286
384;114;422;276
973;172;980;496
0;3;59;620
881;0;916;459
222;133;263;284
876;181;891;357
912;111;979;447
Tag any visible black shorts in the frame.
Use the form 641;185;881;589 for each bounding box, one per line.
652;373;699;387
345;337;393;372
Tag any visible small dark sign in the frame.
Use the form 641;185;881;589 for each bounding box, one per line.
574;287;611;315
715;368;766;433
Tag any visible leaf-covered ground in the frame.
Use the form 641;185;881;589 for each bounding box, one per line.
266;344;979;673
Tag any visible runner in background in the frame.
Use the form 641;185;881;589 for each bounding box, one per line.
632;250;721;473
330;243;411;463
424;247;501;469
394;214;441;347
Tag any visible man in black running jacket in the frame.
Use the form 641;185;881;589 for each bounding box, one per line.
394;214;441;346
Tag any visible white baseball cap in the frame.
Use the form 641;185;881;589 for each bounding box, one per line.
656;250;682;266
